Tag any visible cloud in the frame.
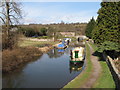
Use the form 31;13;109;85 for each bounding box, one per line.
23;10;98;24
22;2;99;24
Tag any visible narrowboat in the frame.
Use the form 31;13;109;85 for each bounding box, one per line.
57;43;67;49
70;47;85;63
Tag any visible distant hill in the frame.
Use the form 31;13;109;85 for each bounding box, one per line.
19;23;87;35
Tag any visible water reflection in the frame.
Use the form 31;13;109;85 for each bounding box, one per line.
47;48;64;58
69;62;83;73
3;45;85;88
2;69;25;88
57;49;65;53
2;55;42;88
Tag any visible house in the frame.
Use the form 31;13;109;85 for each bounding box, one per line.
59;32;75;37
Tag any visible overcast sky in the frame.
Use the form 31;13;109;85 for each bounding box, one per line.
22;2;101;24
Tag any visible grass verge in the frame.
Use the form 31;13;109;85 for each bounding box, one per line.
63;42;93;88
89;42;115;88
18;39;58;47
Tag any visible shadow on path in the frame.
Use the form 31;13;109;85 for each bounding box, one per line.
92;51;106;61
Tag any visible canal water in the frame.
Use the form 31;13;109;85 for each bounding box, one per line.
3;44;85;88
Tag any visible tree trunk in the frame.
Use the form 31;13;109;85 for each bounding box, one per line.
6;2;12;49
53;32;55;42
6;2;10;36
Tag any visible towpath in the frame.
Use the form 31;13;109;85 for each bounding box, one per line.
80;42;101;88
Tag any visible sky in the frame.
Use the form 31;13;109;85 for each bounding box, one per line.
22;2;101;24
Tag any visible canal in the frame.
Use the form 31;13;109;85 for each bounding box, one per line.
3;43;85;88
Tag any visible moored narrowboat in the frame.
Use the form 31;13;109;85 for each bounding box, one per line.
70;47;85;64
57;43;67;49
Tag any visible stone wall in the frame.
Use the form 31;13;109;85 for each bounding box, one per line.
103;52;120;89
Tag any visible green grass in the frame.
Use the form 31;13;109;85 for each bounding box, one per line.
19;39;58;47
63;42;93;88
89;42;115;88
37;36;53;39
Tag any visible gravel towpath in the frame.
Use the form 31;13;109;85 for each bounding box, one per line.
81;42;101;88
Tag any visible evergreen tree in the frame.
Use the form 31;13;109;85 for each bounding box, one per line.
85;17;96;39
92;2;120;54
92;2;119;44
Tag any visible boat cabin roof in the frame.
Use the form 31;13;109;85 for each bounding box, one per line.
72;47;84;52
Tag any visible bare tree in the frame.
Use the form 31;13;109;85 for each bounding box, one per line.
0;0;22;49
0;0;22;35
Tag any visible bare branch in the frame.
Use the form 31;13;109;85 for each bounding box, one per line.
0;16;5;24
9;15;18;20
9;14;20;24
1;1;23;34
0;12;7;17
9;18;12;25
0;1;5;7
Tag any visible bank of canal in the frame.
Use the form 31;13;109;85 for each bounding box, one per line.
3;45;85;88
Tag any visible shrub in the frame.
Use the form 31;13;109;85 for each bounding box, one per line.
2;32;19;50
97;41;119;53
24;28;36;37
2;47;42;73
97;41;120;59
40;28;47;36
